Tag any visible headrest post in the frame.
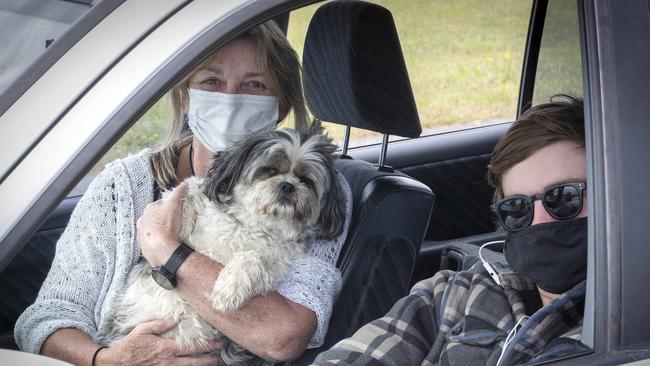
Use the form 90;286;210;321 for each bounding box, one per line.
342;125;351;156
379;134;389;168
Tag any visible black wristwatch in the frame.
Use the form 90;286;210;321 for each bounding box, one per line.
151;242;194;290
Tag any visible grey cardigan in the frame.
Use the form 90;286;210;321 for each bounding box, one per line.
15;149;352;353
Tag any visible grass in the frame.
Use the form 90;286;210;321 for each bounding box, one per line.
93;96;172;172
532;0;582;104
286;0;530;142
94;0;580;171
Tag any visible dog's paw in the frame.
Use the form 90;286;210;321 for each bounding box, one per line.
210;285;246;312
210;252;278;312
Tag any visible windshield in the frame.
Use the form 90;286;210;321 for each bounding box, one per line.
0;0;94;96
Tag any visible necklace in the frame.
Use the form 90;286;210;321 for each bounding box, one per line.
189;144;196;176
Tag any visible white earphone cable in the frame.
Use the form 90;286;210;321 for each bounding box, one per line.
496;315;530;366
479;240;505;285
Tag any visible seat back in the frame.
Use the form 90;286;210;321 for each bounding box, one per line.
291;1;435;363
330;158;434;336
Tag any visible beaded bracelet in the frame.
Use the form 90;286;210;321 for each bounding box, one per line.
92;346;108;366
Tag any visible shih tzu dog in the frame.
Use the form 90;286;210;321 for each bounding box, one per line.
96;123;346;364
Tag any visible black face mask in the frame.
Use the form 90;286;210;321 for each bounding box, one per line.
504;217;588;294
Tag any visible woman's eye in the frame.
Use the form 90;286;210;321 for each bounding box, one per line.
197;77;226;92
201;78;219;85
245;80;266;90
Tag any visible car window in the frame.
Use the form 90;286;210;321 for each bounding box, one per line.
532;0;582;105
0;0;92;96
92;98;172;175
65;97;171;197
287;0;530;148
82;0;531;191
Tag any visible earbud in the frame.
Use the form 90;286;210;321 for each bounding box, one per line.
479;240;505;285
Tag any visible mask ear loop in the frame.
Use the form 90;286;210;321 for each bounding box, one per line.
479;240;505;285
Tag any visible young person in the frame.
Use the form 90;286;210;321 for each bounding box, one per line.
313;95;588;366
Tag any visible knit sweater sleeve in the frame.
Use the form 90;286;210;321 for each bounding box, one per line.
276;173;352;348
14;166;123;353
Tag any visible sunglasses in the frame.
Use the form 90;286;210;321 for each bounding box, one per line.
491;182;587;232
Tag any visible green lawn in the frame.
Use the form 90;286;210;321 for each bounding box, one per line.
286;0;531;142
95;0;543;171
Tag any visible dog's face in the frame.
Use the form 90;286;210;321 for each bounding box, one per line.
201;124;346;239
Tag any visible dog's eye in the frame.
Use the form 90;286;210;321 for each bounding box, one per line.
299;176;314;189
262;167;278;176
253;167;279;181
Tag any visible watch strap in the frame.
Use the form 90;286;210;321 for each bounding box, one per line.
163;242;194;276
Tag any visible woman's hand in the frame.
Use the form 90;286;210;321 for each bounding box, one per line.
137;183;188;266
96;318;221;366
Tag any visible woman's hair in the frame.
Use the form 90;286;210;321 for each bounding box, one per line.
487;94;585;200
150;20;308;188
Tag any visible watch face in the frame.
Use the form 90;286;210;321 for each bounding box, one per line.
152;267;174;290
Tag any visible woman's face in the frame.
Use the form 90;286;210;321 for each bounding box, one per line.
183;37;289;120
502;140;588;226
187;38;276;97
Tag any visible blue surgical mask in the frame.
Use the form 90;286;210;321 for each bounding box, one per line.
187;88;279;152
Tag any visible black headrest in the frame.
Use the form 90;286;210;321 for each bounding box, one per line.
302;1;421;138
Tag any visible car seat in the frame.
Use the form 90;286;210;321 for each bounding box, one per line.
289;1;435;363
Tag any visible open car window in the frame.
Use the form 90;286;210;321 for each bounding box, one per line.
286;0;530;148
532;0;582;104
85;0;534;185
85;0;532;183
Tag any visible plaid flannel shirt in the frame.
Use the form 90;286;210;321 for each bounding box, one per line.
313;265;587;366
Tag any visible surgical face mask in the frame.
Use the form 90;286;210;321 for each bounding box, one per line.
187;88;279;153
504;217;588;294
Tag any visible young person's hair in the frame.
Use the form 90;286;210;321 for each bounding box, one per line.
149;21;308;188
487;94;585;200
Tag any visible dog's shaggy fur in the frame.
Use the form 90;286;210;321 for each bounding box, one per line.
96;125;346;364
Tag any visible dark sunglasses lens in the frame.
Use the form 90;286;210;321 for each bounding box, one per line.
498;197;533;231
544;185;581;219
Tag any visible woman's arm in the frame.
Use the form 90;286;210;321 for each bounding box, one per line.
42;320;221;366
15;163;221;365
41;328;102;366
176;252;316;362
14;169;119;354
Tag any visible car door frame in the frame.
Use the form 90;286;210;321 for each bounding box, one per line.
580;0;650;360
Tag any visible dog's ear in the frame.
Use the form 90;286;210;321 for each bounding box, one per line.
317;167;347;240
301;118;325;141
307;128;338;159
201;134;270;203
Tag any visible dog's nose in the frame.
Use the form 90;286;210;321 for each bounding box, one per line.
279;182;295;193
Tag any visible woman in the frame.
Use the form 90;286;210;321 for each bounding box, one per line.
15;21;352;365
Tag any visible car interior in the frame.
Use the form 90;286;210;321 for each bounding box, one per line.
0;0;599;364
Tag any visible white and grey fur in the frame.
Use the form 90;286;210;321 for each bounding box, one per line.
96;123;346;364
